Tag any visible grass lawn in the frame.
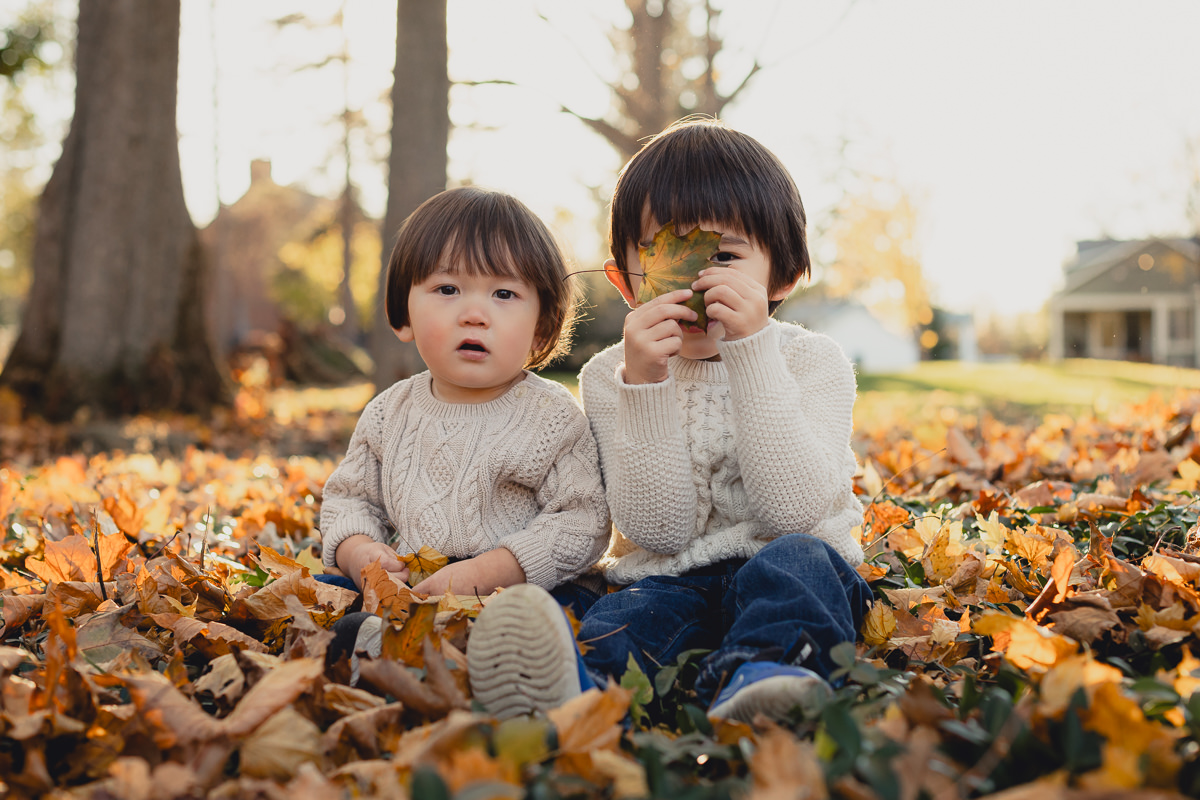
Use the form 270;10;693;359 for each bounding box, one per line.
550;358;1200;429
855;357;1200;427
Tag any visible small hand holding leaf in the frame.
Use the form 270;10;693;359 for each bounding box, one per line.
634;223;722;328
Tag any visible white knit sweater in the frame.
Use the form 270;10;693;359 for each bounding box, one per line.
319;371;610;589
579;320;864;585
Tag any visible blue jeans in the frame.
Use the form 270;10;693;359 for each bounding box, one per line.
574;533;870;705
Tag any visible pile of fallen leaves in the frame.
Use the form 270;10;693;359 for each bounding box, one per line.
7;382;1200;798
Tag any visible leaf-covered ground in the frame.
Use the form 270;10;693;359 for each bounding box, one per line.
4;372;1200;799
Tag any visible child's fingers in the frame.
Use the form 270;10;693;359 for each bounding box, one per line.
693;268;763;298
638;288;694;307
629;299;697;329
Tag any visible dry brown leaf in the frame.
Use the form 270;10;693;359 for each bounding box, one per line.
0;593;43;634
122;669;226;748
150;612;269;658
222;657;324;737
359;558;418;617
380;600;439;667
747;724;828;800
238;706;322;780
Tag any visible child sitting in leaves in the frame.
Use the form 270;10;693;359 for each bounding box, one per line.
468;119;870;723
321;186;610;679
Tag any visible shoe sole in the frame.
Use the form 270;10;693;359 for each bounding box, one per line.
467;584;582;718
708;674;832;723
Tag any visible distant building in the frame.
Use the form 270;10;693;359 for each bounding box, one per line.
1048;238;1200;365
777;299;919;372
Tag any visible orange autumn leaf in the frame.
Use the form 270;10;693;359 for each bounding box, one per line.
975;611;1077;671
102;490;146;538
863;501;910;536
748;725;828;800
360;559;418;617
25;531;132;583
379;600;440;668
548;684;633;751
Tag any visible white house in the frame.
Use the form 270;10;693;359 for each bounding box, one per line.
1048;238;1200;365
777;299;919;372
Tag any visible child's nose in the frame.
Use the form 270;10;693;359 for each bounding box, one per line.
460;301;488;326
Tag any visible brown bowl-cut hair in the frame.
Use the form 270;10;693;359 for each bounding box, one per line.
609;117;809;312
385;186;577;370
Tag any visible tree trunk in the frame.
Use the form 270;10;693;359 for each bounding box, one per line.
0;0;229;420
370;0;449;388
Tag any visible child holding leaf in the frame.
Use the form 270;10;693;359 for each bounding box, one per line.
319;187;610;676
469;119;870;723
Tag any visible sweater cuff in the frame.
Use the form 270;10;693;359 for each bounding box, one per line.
615;363;681;442
498;530;557;589
717;324;789;397
320;515;389;569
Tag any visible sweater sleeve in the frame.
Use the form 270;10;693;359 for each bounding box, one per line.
319;392;394;568
579;351;698;554
718;323;857;539
494;404;611;589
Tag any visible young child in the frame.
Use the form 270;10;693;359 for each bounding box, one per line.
321;186;610;675
467;119;870;723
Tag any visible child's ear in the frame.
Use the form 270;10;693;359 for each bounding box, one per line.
604;258;638;308
769;276;802;304
393;325;414;343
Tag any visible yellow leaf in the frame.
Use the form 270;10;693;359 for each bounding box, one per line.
1005;527;1053;568
974;612;1077;671
1037;653;1123;717
862;603;897;647
1082;682;1178;778
1168;458;1200;492
400;545;449;585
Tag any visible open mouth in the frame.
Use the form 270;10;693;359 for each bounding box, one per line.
458;341;488;353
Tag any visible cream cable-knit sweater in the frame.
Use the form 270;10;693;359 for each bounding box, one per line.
579;320;864;585
319;371;610;589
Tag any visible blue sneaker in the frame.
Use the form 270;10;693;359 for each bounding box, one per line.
707;662;832;724
467;584;595;718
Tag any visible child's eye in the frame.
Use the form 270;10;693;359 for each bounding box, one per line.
711;251;737;264
435;284;458;296
494;288;517;300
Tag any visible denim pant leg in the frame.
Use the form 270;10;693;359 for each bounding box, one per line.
694;533;871;703
576;571;729;688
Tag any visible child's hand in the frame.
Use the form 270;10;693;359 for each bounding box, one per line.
334;534;410;590
692;266;771;341
622;288;697;384
410;548;525;597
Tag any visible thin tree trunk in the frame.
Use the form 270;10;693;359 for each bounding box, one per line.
0;0;228;420
370;0;449;388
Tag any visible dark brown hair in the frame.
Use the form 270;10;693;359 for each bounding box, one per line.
385;186;577;370
609;117;809;312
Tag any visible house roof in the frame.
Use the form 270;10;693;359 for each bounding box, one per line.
1059;237;1200;295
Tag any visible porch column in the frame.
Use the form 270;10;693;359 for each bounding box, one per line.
1151;298;1169;364
1048;298;1064;360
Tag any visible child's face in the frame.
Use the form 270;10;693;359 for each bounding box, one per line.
610;212;777;361
395;264;541;403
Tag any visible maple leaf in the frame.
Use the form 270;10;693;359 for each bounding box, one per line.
399;545;449;585
861;602;897;647
622;222;721;327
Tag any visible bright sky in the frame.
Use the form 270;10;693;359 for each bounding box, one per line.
173;0;1200;316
